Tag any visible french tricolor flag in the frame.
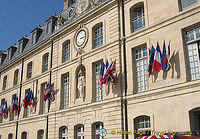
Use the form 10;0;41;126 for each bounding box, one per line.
161;41;170;71
153;42;162;72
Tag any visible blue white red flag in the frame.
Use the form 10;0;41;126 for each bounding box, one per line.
147;45;155;77
153;42;162;72
11;96;19;114
161;41;170;71
0;101;8;115
43;83;55;102
23;90;34;109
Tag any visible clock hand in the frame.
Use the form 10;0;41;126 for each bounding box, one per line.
80;36;85;39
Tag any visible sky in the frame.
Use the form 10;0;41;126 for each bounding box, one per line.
0;0;64;51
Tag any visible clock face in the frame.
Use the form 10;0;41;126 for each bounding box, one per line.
76;30;86;47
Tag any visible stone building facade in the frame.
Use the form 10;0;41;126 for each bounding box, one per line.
0;0;200;139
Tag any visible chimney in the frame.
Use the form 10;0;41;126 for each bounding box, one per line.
0;51;7;65
63;0;75;11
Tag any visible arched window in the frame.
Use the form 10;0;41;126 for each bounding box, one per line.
42;53;49;73
13;69;19;85
21;131;27;139
59;126;68;139
130;3;145;32
62;40;70;63
8;133;13;139
134;115;151;138
93;23;103;48
92;122;104;139
27;62;33;79
74;124;84;139
189;107;200;136
2;75;7;90
37;129;44;139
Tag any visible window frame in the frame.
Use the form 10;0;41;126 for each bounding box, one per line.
93;61;103;102
62;40;70;63
180;0;199;11
93;23;103;49
21;131;27;139
61;73;70;109
37;129;44;139
2;75;7;91
59;126;68;139
42;53;49;73
92;122;104;139
75;124;84;139
133;45;149;93
24;89;30;118
40;82;47;114
185;26;200;81
134;115;151;138
27;62;33;79
130;3;145;32
13;69;19;86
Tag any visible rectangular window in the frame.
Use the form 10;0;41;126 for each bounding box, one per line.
186;26;200;81
42;54;49;73
40;83;47;114
94;24;103;48
24;89;30;118
14;70;19;86
131;4;145;32
180;0;198;10
94;62;103;102
134;46;149;92
63;42;70;62
62;73;70;109
2;75;7;91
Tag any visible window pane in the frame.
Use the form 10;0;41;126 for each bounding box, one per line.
94;62;103;102
131;5;145;32
187;43;200;81
181;0;198;10
135;46;149;92
63;73;70;109
94;24;103;48
63;42;70;62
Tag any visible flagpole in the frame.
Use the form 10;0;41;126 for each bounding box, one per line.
15;58;24;139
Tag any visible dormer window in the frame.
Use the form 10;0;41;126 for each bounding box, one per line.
32;32;37;44
46;22;51;35
0;52;7;65
7;46;17;60
45;16;57;35
31;27;43;44
18;37;29;53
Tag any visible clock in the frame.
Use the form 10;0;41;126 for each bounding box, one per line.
76;30;86;47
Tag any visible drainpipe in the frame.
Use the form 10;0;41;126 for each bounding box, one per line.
15;58;24;139
120;0;129;138
46;40;53;139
